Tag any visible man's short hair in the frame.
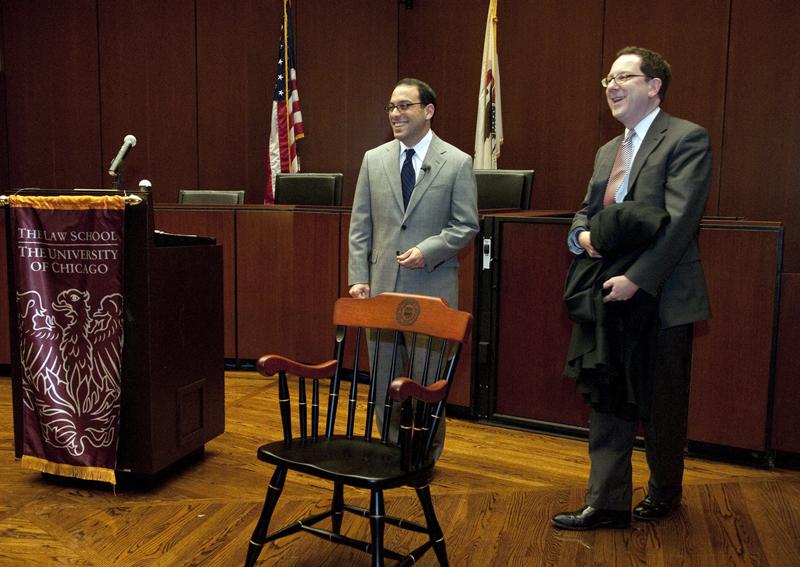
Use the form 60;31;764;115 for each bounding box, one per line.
616;46;672;102
395;78;437;109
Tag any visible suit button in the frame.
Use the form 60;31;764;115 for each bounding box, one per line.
401;224;407;230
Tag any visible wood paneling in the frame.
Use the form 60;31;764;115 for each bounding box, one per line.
494;220;588;427
490;217;783;452
721;0;800;272
603;0;730;216
0;9;8;192
450;240;477;408
397;0;486;166
772;273;800;452
397;0;604;212
0;213;8;363
495;0;605;211
236;208;340;361
398;0;602;214
1;1;799;271
98;1;198;199
195;0;279;203
296;0;398;206
338;212;352;299
2;1;102;189
688;224;782;451
153;207;238;359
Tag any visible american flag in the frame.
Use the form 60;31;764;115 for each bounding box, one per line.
264;0;304;204
474;0;503;169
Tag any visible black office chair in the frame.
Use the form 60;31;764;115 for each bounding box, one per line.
274;173;343;206
178;189;245;204
244;293;472;566
474;169;535;210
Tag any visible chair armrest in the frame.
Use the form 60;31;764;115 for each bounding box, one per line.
257;354;337;378
388;377;448;404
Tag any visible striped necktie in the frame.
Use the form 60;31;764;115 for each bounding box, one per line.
603;130;635;207
401;148;416;209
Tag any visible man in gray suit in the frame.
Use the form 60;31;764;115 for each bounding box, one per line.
553;47;711;530
348;78;479;455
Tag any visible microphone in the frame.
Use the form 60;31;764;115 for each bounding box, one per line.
108;135;137;176
420;164;431;178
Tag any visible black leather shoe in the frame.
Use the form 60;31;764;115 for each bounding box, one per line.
633;495;680;521
552;505;631;530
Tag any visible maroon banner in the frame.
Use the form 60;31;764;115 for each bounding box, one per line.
10;195;126;484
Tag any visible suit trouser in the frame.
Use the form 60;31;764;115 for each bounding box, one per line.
367;329;447;460
586;323;693;510
365;269;459;459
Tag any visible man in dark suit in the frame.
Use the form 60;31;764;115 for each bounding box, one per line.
348;78;479;456
553;46;712;530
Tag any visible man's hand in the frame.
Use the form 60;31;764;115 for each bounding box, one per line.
602;275;639;303
578;230;602;258
397;247;426;269
349;284;370;299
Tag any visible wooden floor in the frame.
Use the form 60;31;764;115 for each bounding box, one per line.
2;372;800;566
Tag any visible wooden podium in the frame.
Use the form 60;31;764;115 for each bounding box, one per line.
4;189;225;477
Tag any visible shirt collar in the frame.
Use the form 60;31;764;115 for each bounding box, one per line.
399;129;433;162
628;107;660;141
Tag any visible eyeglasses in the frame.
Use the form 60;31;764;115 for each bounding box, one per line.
384;101;425;113
601;73;651;88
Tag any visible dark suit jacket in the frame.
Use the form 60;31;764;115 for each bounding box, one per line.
571;110;712;328
564;202;670;418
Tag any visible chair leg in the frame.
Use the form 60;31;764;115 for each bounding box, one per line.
244;466;287;567
369;489;386;567
416;484;448;567
331;481;345;534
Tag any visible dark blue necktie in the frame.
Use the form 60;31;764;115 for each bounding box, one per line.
401;148;416;209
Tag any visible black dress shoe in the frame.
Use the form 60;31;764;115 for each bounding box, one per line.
552;505;631;530
633;495;680;521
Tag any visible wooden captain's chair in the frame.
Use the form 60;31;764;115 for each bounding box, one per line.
244;293;472;566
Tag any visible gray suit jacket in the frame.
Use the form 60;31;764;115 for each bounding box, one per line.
571;110;712;328
348;133;479;308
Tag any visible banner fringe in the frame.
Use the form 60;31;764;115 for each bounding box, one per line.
21;455;117;485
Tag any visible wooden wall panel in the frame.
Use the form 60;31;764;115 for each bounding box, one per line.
0;213;8;364
98;1;198;200
2;1;102;190
295;0;398;206
772;274;800;453
494;221;588;427
195;0;279;203
721;0;800;272
603;0;729;218
398;0;603;213
490;218;782;452
450;241;477;408
397;0;485;169
688;226;782;451
153;207;238;359
495;0;605;211
236;209;340;362
0;9;8;192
